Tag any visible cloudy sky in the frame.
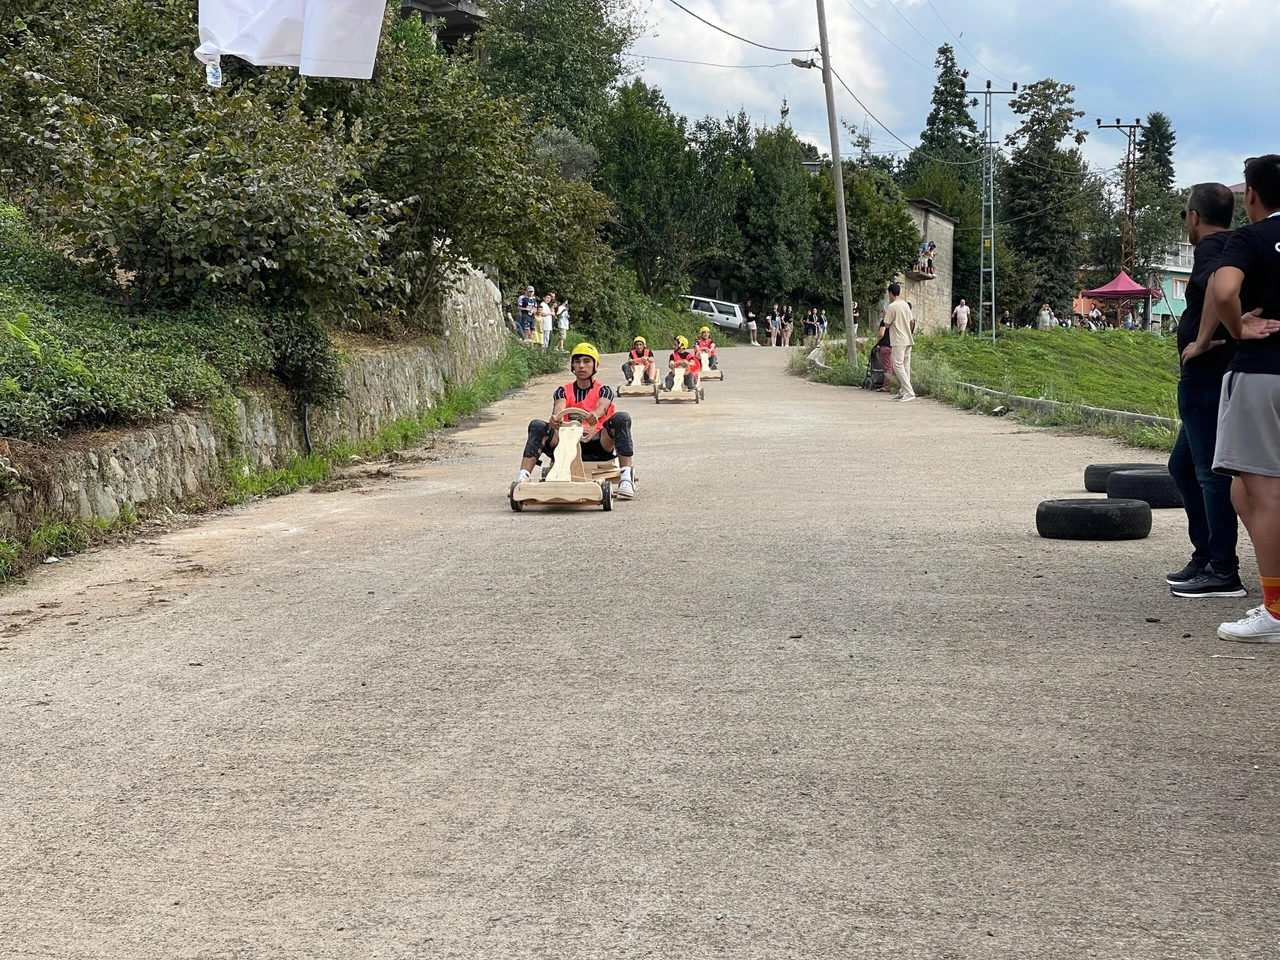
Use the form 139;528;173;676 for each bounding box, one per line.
627;0;1279;188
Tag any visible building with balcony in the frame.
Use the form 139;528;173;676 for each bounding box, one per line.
401;1;487;49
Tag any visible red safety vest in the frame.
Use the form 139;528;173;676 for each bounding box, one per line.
696;337;715;354
629;348;653;361
561;378;615;425
671;349;700;373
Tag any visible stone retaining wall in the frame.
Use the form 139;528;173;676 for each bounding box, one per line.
0;268;506;538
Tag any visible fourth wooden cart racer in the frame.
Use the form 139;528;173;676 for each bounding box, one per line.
511;342;636;502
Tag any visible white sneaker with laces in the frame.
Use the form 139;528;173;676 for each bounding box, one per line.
617;478;636;500
1218;605;1280;643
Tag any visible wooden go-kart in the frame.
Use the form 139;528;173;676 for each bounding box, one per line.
654;362;704;404
617;359;658;397
698;349;723;381
510;409;616;512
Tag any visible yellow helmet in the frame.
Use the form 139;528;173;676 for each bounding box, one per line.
698;326;710;335
632;336;646;346
570;342;600;365
674;335;689;349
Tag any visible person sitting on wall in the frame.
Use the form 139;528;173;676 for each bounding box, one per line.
622;336;656;385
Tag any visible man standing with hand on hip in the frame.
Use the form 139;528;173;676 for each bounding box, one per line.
1167;183;1243;599
885;283;916;402
1209;155;1280;642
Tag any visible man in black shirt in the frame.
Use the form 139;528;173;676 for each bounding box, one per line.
1209;155;1280;641
1167;183;1244;598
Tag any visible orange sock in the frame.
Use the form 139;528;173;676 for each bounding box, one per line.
1263;576;1280;619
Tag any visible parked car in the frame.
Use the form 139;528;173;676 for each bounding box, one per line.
685;296;747;333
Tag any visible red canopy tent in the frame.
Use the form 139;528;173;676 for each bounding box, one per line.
1082;271;1158;300
1081;271;1159;328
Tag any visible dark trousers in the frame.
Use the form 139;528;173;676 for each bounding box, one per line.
1169;380;1239;573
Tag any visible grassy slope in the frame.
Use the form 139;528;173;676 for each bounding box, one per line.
0;201;274;443
913;329;1181;418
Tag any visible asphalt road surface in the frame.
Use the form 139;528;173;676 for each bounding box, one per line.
3;346;1277;959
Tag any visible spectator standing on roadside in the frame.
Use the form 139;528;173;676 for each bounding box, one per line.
885;283;916;402
820;309;830;341
1209;155;1280;642
1036;303;1053;330
744;299;760;345
517;285;538;341
538;293;555;348
555;297;570;350
952;299;971;335
768;304;781;346
1167;183;1244;599
782;306;794;346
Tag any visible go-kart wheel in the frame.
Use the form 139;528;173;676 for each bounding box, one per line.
601;480;613;511
509;493;524;512
653;384;661;403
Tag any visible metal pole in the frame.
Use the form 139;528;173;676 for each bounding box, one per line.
815;0;857;352
967;80;1018;342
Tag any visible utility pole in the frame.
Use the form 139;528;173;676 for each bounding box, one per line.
795;0;855;347
1096;118;1143;280
965;80;1017;343
1097;118;1143;327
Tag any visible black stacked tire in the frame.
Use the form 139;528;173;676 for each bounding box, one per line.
1084;462;1164;493
1106;468;1182;508
1036;498;1152;540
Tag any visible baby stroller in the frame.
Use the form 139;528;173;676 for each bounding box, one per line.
860;346;885;390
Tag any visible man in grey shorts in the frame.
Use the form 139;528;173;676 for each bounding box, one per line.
1210;155;1280;642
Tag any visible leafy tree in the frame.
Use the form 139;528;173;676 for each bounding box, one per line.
1137;112;1176;194
917;45;980;159
475;0;641;136
724;116;815;301
594;81;749;297
1003;79;1089;316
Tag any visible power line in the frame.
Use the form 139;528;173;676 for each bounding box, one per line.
881;0;939;55
626;53;793;69
839;0;933;71
922;0;1012;85
828;65;984;165
662;0;818;54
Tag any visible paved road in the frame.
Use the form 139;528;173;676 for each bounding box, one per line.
3;346;1277;959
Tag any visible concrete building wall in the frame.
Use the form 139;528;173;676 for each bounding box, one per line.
899;202;956;335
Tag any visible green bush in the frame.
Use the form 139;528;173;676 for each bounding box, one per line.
0;201;278;441
563;266;709;353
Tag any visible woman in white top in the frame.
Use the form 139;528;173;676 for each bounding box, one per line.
538;295;555;348
555;299;570;350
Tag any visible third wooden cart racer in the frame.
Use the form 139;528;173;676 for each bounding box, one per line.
665;335;701;391
694;327;719;370
622;336;657;385
514;342;636;500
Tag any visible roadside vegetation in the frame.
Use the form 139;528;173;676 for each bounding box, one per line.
791;329;1181;452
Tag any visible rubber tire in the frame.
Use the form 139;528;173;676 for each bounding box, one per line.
1036;498;1151;540
510;493;523;512
601;480;612;512
1084;462;1163;493
1106;468;1183;508
653;384;661;403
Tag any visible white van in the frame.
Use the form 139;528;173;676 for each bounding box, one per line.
685;296;747;333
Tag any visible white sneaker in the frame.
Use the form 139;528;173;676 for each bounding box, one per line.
1217;605;1280;643
616;478;635;500
899;395;917;403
